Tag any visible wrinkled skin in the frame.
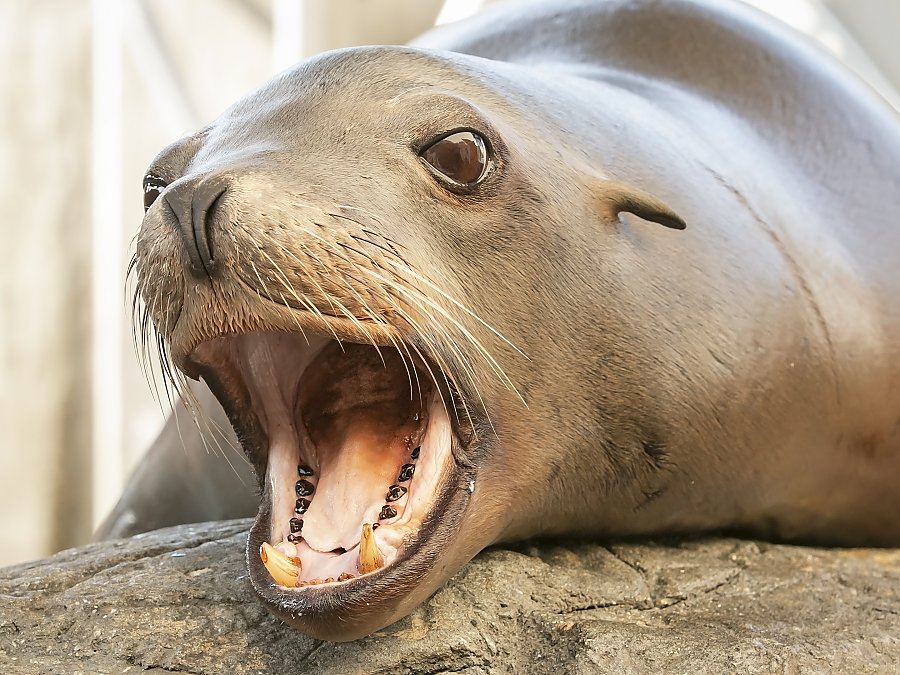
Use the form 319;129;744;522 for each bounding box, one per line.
125;0;900;640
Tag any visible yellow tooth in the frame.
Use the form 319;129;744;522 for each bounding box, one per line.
260;542;301;587
358;523;384;574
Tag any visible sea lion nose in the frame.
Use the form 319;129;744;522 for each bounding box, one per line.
163;177;228;279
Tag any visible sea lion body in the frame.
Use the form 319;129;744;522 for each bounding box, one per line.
127;0;900;639
413;0;900;546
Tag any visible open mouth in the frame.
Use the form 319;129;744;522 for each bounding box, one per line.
187;327;469;628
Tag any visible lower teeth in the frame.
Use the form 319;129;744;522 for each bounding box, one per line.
261;521;387;587
262;445;417;587
260;542;301;587
357;523;384;574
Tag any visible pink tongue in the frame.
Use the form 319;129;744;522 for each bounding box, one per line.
302;421;403;552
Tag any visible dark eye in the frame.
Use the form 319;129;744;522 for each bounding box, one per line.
421;131;490;186
143;173;168;211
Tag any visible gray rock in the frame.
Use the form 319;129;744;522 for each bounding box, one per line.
0;520;897;674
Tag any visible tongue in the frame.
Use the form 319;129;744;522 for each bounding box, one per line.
302;417;406;552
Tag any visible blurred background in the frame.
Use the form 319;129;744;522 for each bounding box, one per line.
1;0;898;567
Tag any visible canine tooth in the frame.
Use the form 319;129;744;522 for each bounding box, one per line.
260;542;301;588
358;523;384;574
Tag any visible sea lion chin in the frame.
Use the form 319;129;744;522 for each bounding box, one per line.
133;0;900;641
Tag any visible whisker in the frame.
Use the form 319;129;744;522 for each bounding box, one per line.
382;257;528;359
328;255;499;426
290;221;519;403
265;237;347;350
382;265;526;405
273;220;499;426
253;247;313;346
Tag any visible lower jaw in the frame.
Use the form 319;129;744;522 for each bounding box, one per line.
246;505;408;640
245;454;475;642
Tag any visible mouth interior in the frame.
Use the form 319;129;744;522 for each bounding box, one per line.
193;331;453;588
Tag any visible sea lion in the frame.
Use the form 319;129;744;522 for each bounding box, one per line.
131;0;900;641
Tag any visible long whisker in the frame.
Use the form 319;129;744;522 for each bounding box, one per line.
278;254;372;356
388;298;482;435
292;219;522;403
279;219;460;422
273;219;503;424
265;236;348;350
387;275;525;406
253;247;316;346
382;257;528;359
330;254;507;423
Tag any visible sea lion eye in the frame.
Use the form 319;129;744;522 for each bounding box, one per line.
421;131;489;186
143;174;168;212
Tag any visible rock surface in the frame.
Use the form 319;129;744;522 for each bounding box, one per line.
0;519;897;674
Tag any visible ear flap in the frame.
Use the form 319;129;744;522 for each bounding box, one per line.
600;180;686;230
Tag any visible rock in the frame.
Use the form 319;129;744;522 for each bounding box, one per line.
0;520;897;674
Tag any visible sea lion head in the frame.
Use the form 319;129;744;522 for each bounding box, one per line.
135;46;684;640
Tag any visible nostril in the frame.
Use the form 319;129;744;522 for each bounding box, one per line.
191;182;226;277
164;178;228;280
